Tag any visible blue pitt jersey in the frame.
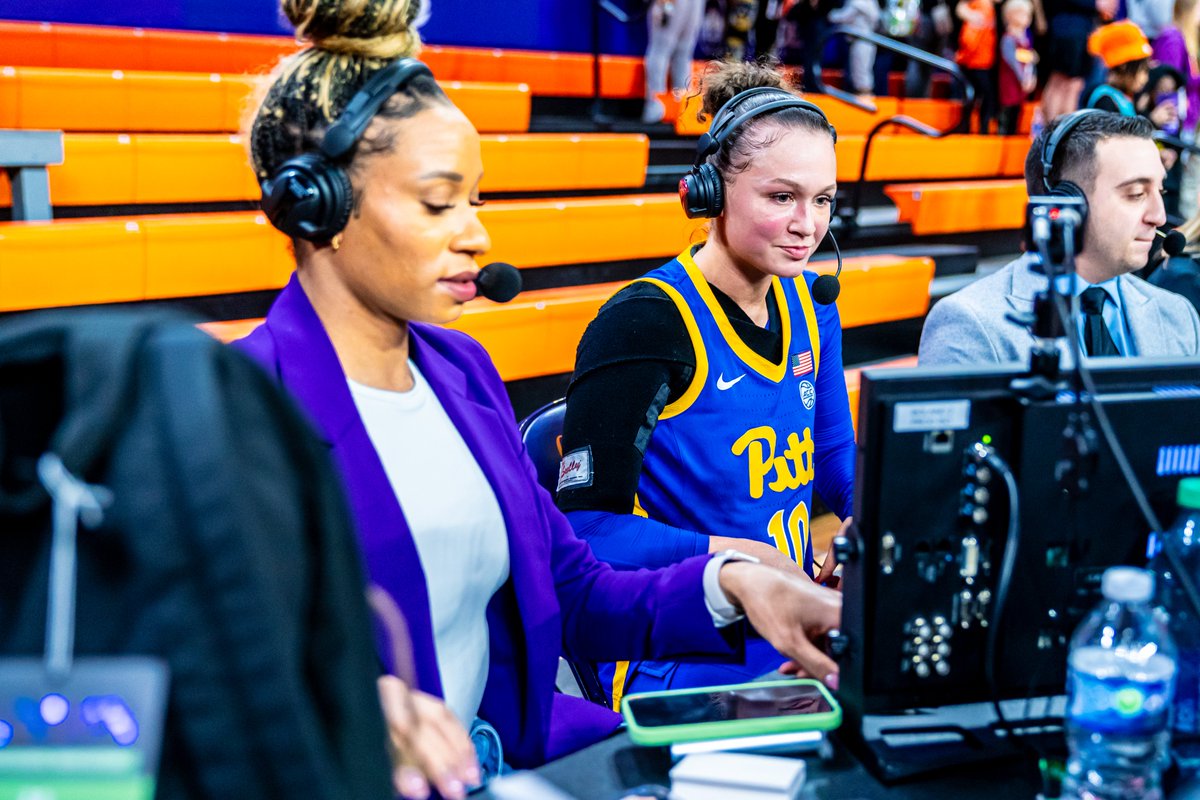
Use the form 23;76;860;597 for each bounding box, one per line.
634;249;822;574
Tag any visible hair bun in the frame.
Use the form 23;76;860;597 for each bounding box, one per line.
284;0;422;59
698;59;794;121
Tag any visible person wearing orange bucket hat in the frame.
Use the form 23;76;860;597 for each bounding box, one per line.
1081;20;1181;170
1082;21;1159;115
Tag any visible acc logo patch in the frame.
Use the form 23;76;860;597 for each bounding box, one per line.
799;380;816;410
557;446;593;492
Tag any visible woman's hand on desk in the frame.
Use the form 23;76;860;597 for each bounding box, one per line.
377;675;480;800
717;563;842;690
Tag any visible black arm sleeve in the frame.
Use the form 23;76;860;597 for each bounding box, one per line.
558;282;695;513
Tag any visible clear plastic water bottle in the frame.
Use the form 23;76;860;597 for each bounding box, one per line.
1064;568;1177;800
1150;478;1200;758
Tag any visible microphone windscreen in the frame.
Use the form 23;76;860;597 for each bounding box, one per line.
811;273;841;305
476;262;522;303
1165;229;1188;257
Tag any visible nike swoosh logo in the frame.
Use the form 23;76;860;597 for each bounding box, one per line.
716;373;746;391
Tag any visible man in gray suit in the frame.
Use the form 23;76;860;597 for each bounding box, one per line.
919;111;1200;366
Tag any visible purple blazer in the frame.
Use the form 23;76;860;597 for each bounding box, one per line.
235;275;740;767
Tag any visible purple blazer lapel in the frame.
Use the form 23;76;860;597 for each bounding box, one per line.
263;276;444;696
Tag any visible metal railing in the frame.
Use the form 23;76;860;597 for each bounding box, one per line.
590;0;652;126
814;27;974;237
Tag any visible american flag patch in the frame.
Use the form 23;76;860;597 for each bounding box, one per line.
791;350;814;377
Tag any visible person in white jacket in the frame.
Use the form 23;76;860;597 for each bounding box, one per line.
643;0;706;122
828;0;881;96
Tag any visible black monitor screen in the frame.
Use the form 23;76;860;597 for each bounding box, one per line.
842;358;1200;714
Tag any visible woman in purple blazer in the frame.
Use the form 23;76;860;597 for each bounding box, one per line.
238;1;841;798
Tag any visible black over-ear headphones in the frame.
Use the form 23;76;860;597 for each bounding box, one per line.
260;58;434;242
679;87;844;304
1038;108;1099;239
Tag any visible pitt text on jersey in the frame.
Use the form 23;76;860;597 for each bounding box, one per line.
732;424;815;564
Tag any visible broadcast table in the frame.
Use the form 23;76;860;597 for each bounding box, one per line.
480;732;1048;799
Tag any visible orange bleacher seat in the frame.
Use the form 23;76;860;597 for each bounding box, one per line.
481;194;700;268
0;217;146;308
844;355;919;431
422;46;649;99
835;135;1026;182
0;213;289;311
142;213;294;299
0;22;658;98
0;66;531;133
479;134;650;192
0;21;297;73
999;135;1033;175
896;98;965;132
0;133;650;207
884;179;1027;235
675;93;1025;180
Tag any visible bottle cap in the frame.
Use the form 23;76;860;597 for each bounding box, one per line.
1101;567;1154;603
1178;477;1200;510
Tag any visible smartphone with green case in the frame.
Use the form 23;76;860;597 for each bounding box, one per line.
621;678;842;747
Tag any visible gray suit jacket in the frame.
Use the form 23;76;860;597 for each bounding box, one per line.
918;255;1200;367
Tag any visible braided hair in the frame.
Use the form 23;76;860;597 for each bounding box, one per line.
248;0;449;184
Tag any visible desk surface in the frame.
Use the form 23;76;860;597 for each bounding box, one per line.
483;732;1046;799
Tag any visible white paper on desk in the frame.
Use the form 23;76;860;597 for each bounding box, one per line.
670;752;806;798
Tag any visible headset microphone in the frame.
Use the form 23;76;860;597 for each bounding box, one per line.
811;231;843;305
1158;228;1187;257
475;262;522;303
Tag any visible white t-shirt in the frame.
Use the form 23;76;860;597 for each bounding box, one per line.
349;362;510;726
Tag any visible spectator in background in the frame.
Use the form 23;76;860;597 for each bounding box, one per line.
903;0;955;97
998;0;1038;133
1041;0;1118;120
1153;0;1200;217
755;0;786;58
784;0;840;90
828;0;881;95
643;0;706;123
956;0;998;132
1153;0;1200;130
1138;64;1187;134
1081;20;1148;115
1082;21;1176;127
1126;0;1175;39
1138;64;1187;213
725;0;761;60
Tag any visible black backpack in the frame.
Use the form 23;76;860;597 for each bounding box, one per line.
0;310;393;800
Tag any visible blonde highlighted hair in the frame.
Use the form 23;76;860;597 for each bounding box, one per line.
248;0;446;183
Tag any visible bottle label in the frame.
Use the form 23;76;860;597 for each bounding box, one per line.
1067;650;1176;736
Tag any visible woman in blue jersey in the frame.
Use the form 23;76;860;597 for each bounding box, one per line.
558;59;856;705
